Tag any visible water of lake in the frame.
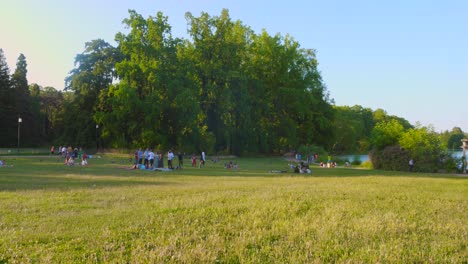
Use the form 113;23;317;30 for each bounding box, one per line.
338;151;466;163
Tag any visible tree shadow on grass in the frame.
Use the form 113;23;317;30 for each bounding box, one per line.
175;166;468;180
0;172;170;192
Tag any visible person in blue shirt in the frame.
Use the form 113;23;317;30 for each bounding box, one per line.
137;148;143;165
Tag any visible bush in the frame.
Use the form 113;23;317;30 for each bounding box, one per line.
441;155;458;173
370;145;450;173
370;146;411;171
360;160;373;169
351;155;362;165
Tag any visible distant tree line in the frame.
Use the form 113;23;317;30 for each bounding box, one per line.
0;9;466;172
0;50;64;147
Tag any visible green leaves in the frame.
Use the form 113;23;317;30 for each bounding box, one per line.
61;9;335;153
370;119;405;150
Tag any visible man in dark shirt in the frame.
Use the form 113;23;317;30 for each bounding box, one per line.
177;152;183;169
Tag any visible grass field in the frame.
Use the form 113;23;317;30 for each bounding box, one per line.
0;155;466;263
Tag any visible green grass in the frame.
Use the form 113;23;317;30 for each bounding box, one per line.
0;156;466;263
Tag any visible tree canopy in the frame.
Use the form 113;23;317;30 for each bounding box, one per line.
63;9;335;154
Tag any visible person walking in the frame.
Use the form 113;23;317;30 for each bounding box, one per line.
199;151;206;168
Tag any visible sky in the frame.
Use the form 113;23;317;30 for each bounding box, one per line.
1;0;467;132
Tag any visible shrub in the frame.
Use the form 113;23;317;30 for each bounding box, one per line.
351;155;362;165
360;160;373;169
370;145;411;171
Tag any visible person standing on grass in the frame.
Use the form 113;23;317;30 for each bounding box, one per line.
177;152;183;169
167;150;174;169
191;153;196;167
137;148;143;166
50;146;55;155
143;148;149;169
200;151;206;168
149;149;155;169
158;151;164;168
409;159;414;172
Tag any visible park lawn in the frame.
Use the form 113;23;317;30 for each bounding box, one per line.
0;156;466;263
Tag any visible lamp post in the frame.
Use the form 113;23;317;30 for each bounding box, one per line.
96;124;99;153
17;117;22;153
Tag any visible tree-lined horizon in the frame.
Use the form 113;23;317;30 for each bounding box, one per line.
0;9;466;171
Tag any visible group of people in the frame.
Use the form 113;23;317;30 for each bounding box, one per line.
320;161;337;168
295;153;319;164
290;161;311;174
0;159;10;167
224;161;238;169
191;151;206;168
133;149;207;170
53;146;88;166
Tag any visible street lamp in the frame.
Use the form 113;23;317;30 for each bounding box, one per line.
17;117;22;153
96;124;99;152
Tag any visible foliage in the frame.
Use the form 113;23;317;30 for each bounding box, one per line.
398;125;444;172
369;124;452;173
370;119;405;150
0;49;16;146
447;128;465;150
332;105;413;154
297;144;326;157
61;39;119;148
66;9;334;154
360;160;373;169
332;105;374;153
351;155;362;165
370;145;411;171
0;9;462;157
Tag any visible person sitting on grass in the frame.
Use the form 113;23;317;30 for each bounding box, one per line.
81;153;88;166
224;161;233;169
0;160;13;168
294;165;300;173
299;162;311;174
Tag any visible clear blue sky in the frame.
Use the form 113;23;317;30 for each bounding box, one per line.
1;0;467;132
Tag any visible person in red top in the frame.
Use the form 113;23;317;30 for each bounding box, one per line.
191;153;196;167
50;146;55;155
